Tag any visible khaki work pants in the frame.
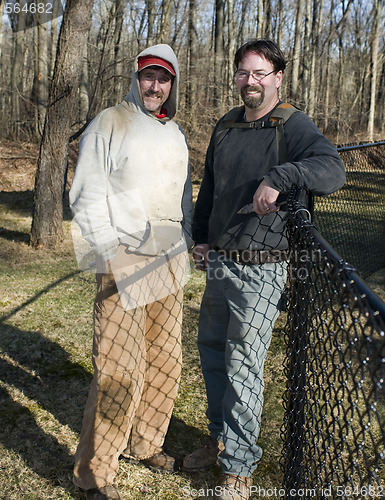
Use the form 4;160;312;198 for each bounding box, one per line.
73;271;183;490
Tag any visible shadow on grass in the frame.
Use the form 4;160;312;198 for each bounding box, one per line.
0;270;83;323
0;190;34;215
0;324;90;496
0;268;91;495
0;273;210;497
0;226;30;244
0;383;82;496
0;190;73;221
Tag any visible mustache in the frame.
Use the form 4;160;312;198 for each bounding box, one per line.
145;90;162;97
242;84;263;93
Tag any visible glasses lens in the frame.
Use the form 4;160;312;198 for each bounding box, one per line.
235;70;275;81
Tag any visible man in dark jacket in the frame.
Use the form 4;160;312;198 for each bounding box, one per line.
183;39;345;500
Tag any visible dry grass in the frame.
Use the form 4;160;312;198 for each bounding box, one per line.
0;146;288;499
1;142;384;499
0;214;288;499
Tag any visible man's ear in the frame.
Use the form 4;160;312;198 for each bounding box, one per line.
275;70;283;89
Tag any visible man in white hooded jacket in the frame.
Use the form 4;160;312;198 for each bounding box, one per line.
70;44;192;500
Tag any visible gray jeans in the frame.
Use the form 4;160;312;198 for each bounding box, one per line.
197;251;287;477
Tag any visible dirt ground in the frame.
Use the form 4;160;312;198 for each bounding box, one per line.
0;139;80;193
0;140;39;192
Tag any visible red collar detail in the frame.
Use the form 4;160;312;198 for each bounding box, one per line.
155;107;167;119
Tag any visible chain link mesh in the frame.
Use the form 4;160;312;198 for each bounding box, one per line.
73;249;187;488
281;188;385;497
72;142;385;492
314;141;385;279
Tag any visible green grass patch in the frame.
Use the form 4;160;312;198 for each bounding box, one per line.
1;180;384;498
0;202;289;499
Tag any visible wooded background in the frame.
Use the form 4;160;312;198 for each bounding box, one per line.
2;0;384;143
0;0;384;246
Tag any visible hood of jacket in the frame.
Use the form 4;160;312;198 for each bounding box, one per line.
124;44;180;120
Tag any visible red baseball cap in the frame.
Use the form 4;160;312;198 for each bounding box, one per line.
138;55;176;76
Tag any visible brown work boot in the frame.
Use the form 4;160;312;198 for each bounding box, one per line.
215;474;253;500
141;449;183;472
183;436;225;472
84;485;121;500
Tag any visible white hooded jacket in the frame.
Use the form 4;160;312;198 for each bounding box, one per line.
70;44;192;263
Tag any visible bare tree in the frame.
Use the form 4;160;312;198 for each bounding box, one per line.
302;0;311;112
79;43;90;123
33;14;49;137
10;10;26;138
225;0;236;106
1;0;384;145
214;0;225;111
263;0;272;38
290;0;305;103
380;50;385;134
114;0;124;99
275;0;284;48
146;0;156;45
186;0;198;112
30;0;94;248
159;0;173;43
256;0;263;37
368;0;382;141
307;0;324;118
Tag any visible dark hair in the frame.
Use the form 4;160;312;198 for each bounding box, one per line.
234;39;286;73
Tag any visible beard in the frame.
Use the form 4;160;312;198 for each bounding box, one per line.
142;90;166;113
240;85;265;109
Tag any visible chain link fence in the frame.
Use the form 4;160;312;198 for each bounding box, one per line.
281;186;385;498
69;140;385;493
313;141;385;279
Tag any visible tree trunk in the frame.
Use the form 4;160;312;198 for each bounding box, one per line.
50;1;61;76
380;50;385;134
225;0;235;106
367;0;382;141
257;0;264;37
114;0;124;100
302;0;311;112
322;0;335;133
187;0;198;111
159;0;173;43
335;33;345;143
290;0;305;102
33;15;49;137
79;44;90;123
10;11;26;138
308;0;324;119
263;0;272;38
323;40;332;132
236;0;248;47
276;0;283;48
30;0;94;248
214;0;225;111
146;0;156;45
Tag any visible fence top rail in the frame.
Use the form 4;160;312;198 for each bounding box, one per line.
288;192;385;331
337;140;385;152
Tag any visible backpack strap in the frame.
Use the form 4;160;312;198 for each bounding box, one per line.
214;106;245;149
270;103;298;164
214;102;299;164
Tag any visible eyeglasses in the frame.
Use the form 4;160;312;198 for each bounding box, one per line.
139;73;172;85
234;69;276;82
